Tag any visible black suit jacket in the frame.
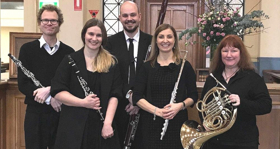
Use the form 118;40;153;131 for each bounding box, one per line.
105;31;152;96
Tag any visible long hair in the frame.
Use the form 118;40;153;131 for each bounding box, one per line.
210;34;255;73
81;18;116;73
37;4;64;26
147;24;181;67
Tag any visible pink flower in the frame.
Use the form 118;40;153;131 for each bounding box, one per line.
221;33;225;36
216;32;220;36
220;24;224;28
202;21;207;25
226;17;230;20
207;36;210;41
210;31;214;35
203;33;207;37
233;11;237;14
197;18;202;22
222;18;227;22
236;7;240;10
198;29;201;33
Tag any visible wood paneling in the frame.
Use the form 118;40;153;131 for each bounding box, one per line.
257;94;280;149
0;82;7;149
5;80;26;149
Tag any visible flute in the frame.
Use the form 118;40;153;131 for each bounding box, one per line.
160;51;188;140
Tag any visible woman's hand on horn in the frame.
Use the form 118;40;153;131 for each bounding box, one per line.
229;94;240;106
162;103;181;120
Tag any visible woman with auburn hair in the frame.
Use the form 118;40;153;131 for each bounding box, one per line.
132;24;198;149
201;34;272;149
51;18;122;149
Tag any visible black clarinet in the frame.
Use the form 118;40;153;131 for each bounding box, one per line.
67;55;105;121
8;53;44;87
123;45;151;149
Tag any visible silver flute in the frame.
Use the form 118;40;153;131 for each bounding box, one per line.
160;51;188;140
68;55;105;121
8;53;44;88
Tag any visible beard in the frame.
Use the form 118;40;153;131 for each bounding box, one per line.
123;20;139;33
123;25;138;33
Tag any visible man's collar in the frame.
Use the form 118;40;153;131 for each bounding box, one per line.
38;35;60;48
124;29;140;42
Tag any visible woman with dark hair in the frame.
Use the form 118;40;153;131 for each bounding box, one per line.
132;24;198;149
51;18;122;149
201;34;272;149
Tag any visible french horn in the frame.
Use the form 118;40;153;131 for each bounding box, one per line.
180;74;237;149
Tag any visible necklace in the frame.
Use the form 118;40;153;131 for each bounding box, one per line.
223;68;239;81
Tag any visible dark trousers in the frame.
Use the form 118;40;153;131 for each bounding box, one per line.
24;109;59;149
115;99;129;148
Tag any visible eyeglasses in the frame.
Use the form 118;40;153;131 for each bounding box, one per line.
41;19;59;25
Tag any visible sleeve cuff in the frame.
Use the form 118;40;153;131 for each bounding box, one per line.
45;95;51;105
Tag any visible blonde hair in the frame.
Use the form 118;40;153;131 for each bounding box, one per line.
92;46;117;73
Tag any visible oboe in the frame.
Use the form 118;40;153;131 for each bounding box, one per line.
67;55;105;121
160;51;188;140
8;53;44;87
123;45;151;149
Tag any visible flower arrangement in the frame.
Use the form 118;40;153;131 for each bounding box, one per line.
179;5;269;58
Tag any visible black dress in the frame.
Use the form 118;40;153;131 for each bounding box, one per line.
133;61;198;149
81;71;102;149
51;49;122;149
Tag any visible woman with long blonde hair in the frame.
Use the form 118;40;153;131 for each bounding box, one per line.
51;18;122;149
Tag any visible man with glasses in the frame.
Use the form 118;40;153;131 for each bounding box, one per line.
17;4;74;149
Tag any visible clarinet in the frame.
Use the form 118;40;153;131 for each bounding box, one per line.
123;113;140;149
123;45;151;149
67;55;105;121
8;53;44;88
160;51;188;140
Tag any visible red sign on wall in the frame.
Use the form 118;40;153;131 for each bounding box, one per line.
89;10;99;18
74;0;82;11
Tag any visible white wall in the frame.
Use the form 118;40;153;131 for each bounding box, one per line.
0;27;24;63
260;0;280;57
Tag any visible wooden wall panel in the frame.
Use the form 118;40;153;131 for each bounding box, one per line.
0;83;7;149
5;81;26;149
16;99;26;149
257;94;280;149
